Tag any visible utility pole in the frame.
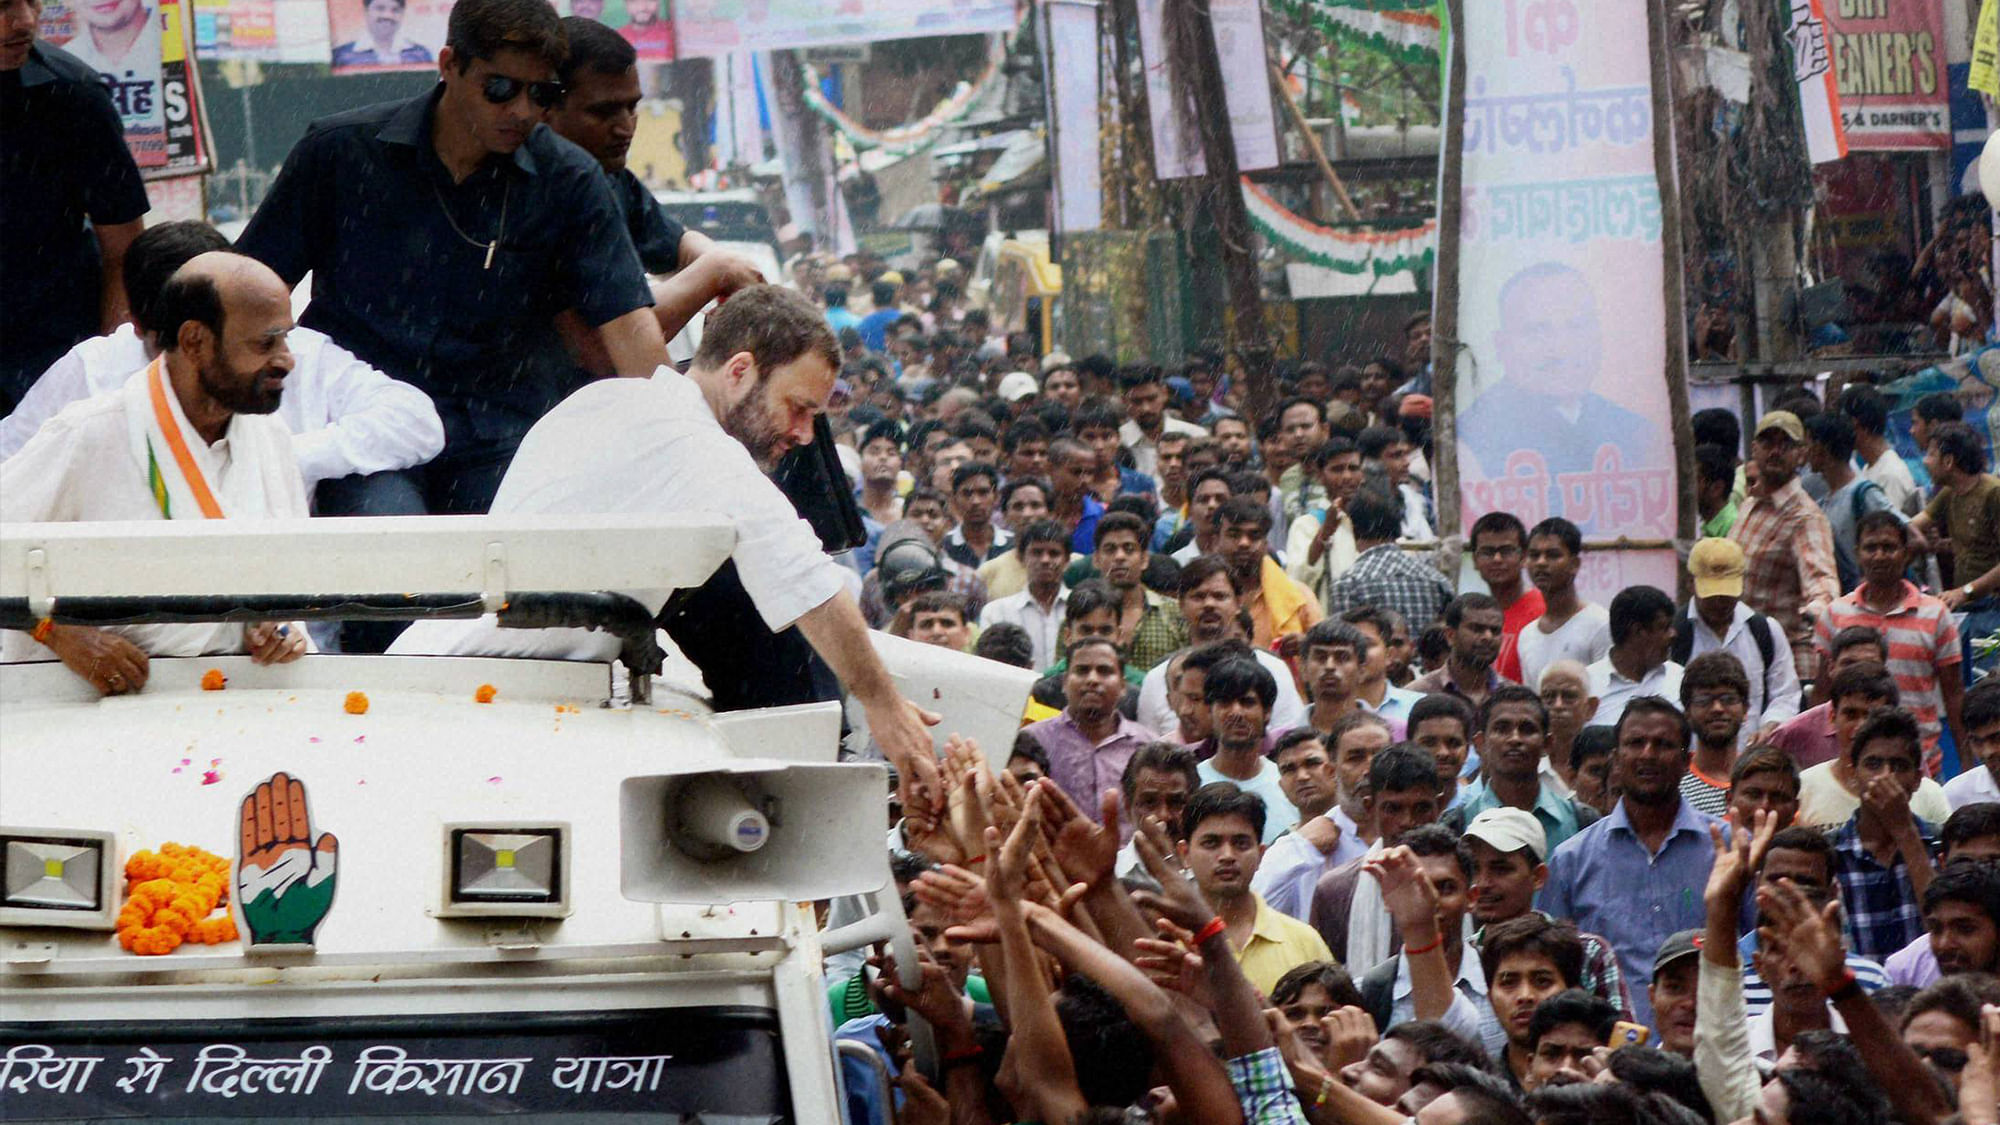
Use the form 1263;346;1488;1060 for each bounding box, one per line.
1165;0;1273;421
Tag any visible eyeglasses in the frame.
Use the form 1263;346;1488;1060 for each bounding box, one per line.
1691;692;1745;709
481;73;565;109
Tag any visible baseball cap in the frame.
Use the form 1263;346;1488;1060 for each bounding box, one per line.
998;371;1040;403
1688;537;1746;599
935;258;963;277
1462;807;1548;863
1754;410;1804;444
879;270;906;286
825;264;855;284
1040;351;1074;375
1653;929;1704;975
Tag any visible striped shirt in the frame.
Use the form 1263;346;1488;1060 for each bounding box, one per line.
1815;581;1961;777
1734;929;1891;1017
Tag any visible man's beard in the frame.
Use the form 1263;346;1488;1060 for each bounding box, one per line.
199;354;283;417
723;392;788;468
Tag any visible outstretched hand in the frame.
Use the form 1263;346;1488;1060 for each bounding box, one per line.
1129;816;1219;935
1363;845;1440;939
1706;807;1778;907
1757;876;1848;991
1040;782;1124;891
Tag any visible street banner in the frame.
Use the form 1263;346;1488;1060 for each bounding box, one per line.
671;0;1014;58
1451;0;1679;598
1787;0;1847;163
1823;0;1948;150
1041;0;1102;234
1971;0;1997;99
1135;0;1278;178
326;0;448;71
192;0;331;63
157;0;212;177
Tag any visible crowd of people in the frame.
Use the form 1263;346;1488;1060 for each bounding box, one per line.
9;0;2000;1119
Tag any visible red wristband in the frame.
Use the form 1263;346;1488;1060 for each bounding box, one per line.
942;1045;984;1064
29;618;53;645
1823;966;1859;999
1192;917;1227;946
1404;933;1445;957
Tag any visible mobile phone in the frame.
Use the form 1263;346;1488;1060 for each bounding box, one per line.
1610;1021;1651;1048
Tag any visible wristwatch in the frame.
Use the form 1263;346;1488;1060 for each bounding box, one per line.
1965;584;1978;600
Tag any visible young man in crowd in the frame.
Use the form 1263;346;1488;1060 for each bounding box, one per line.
1732;826;1893;1016
1586;585;1681;726
1521;990;1619;1093
1804;411;1896;591
1566;726;1618;817
976;478;1056;597
1045;436;1105;554
1327;488;1455;631
1072;399;1154;502
1727;745;1802;833
1255;720;1384;918
1646;932;1700;1057
1794;664;1952;828
1767;625;1890;768
1539;697;1719;1027
942;461;1010;568
1677;537;1801;745
1343;605;1427;736
1840;383;1923;515
1461;807;1632;1019
1178;781;1334;995
1357;424;1433;541
1945;682;2000;807
1410;594;1514;709
1217;496;1323;646
1818;509;1964;778
1089;510;1185;671
1212;414;1255;470
1730;410;1840;682
1194;657;1295;843
1352;826;1491;1047
1147;430;1195;549
1299;618;1370;735
1118;365;1205;479
1479;915;1590;1089
855;420;905;528
1135;557;1306;735
1471;512;1544;684
1882;821;2000;988
1825;708;1940;960
1022;637;1155;815
1695;444;1740;538
1678;651;1751;818
901;591;971;651
1274;396;1330;519
977;519;1070;670
1000;418;1050;484
1514;517;1611;691
1166;467;1233;561
1535;659;1598;796
1285;436;1366;604
1447;686;1598;853
1912;421;2000;626
1309;745;1446;964
1409;693;1478;808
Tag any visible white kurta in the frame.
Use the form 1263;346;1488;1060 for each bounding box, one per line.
391;369;845;660
1;368;310;661
0;324;444;486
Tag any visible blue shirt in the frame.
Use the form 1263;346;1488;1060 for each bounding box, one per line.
1537;796;1721;1028
1831;813;1940;960
1070;495;1106;554
856;308;900;352
238;87;651;417
1456;777;1592;854
1734;928;1891;1018
826;306;861;334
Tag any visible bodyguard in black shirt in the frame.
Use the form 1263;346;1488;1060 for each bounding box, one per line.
0;0;149;412
237;0;665;514
544;16;764;341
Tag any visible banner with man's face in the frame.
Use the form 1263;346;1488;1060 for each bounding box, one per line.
1450;0;1679;601
327;0;667;73
41;0;208;178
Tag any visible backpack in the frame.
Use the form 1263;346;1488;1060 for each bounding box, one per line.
1672;609;1776;704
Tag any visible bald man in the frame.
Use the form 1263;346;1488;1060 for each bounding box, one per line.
3;251;310;694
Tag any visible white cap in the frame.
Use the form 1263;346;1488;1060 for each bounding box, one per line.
1463;806;1548;862
997;371;1040;402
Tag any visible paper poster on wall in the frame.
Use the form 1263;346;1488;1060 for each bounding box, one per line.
1823;0;1948;150
1452;0;1679;600
193;0;330;62
1040;0;1101;234
327;0;447;71
156;0;212;177
672;0;1014;58
1135;0;1277;178
41;0;168;168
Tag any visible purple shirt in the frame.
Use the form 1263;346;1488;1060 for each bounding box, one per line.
1026;711;1156;823
1884;933;1941;988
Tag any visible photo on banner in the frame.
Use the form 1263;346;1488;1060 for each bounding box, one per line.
40;0;168;168
327;0;667;72
1451;0;1679;600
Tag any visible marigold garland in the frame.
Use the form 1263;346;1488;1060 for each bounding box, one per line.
344;691;369;714
200;669;227;691
117;843;237;955
474;684;497;703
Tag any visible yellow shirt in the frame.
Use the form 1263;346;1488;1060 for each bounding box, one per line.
1234;893;1335;997
1247;556;1324;649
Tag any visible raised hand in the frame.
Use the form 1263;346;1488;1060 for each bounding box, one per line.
236;772;337;946
1133;930;1212;1007
1040;782;1123;892
1323;1005;1378;1072
1756;876;1848;991
1364;846;1440;938
987;786;1044;907
1706;807;1777;907
1129;816;1219;934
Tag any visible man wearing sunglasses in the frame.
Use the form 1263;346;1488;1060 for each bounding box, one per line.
546;17;764;340
239;0;666;520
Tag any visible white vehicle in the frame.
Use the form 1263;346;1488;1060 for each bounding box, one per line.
0;516;947;1123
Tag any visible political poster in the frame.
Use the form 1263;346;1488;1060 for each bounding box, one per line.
193;0;331;63
1451;0;1680;599
1823;0;1948;150
41;0;168;169
671;0;1015;59
326;0;447;72
157;0;213;177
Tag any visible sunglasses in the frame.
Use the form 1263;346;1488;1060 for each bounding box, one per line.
481;73;564;109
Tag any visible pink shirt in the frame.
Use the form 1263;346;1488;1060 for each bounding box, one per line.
1767;702;1840;770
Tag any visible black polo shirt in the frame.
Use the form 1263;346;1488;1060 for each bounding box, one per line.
609;167;685;276
237;85;652;414
0;42;150;400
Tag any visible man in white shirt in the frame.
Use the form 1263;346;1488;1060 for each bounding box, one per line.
1587;585;1683;726
2;221;445;499
977;519;1070;669
1841;384;1923;517
390;285;943;813
1136;554;1306;735
1675;538;1802;744
1943;681;2000;809
1517;517;1612;690
2;252;311;691
1118;366;1206;479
